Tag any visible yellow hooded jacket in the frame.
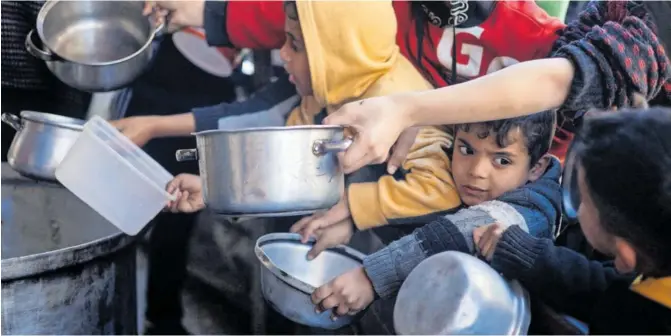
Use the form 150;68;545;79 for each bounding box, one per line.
286;0;461;229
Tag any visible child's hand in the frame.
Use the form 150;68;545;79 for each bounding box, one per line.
311;267;375;320
472;223;507;261
110;116;160;147
290;196;354;258
165;173;205;213
305;221;354;260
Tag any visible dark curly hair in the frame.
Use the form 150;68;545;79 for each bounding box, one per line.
572;106;671;277
455;110;557;166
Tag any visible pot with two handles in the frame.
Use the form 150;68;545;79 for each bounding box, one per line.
26;0;167;92
2;111;85;182
175;125;352;215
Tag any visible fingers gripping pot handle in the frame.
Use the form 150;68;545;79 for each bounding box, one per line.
312;138;353;156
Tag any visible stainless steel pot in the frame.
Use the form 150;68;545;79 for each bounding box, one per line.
25;1;165;92
1;111;84;181
255;233;365;330
175;125;351;214
394;251;531;335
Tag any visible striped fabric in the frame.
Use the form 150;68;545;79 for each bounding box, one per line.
1;1;49;90
1;1;92;118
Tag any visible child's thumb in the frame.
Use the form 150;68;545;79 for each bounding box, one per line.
307;239;330;260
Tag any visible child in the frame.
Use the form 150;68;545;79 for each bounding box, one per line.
169;1;461;245
309;110;562;317
473;107;671;334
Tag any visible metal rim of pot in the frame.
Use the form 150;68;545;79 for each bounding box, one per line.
561;137;581;223
25;0;167;65
1;111;86;132
175;125;353;162
254;233;366;295
507;280;532;335
193;124;346;135
1;232;135;281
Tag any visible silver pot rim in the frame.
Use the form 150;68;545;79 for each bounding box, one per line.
20;111;85;132
254;233;365;295
1;230;134;281
35;0;160;67
193;124;345;136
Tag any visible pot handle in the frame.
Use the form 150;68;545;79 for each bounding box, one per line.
175;148;198;162
312;138;353;156
148;7;173;37
1;113;23;131
25;30;56;61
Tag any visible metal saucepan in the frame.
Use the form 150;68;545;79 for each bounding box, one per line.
1;111;85;181
255;233;366;330
394;251;531;335
25;1;166;92
175;125;351;214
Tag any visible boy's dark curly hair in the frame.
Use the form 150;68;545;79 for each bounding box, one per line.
572;106;671;277
456;110;557;167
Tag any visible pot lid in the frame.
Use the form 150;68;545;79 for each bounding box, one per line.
173;28;235;78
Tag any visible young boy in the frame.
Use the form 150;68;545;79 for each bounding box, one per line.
169;1;461;243
309;110;562;318
473;107;671;334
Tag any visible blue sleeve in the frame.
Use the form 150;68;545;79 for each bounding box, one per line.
191;73;300;131
498;156;562;238
202;1;231;47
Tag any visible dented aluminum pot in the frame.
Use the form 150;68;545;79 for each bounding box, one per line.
255;233;365;329
394;251;531;335
175;125;351;215
1;111;84;182
1;166;137;334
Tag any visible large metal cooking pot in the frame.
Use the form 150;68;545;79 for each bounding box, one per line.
1;165;137;334
175;125;351;214
255;233;365;330
1;111;84;181
25;1;165;92
394;251;530;335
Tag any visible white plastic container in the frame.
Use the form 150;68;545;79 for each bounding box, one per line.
55;116;176;236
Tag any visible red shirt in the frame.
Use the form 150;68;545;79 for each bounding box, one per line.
225;0;569;160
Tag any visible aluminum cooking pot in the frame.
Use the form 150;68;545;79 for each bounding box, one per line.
255;233;366;329
1;111;85;181
394;251;531;335
25;1;166;92
175;125;351;214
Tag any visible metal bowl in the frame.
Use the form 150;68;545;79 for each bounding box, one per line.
255;233;366;330
394;251;531;335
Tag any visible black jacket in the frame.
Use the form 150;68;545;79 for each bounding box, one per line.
491;226;671;334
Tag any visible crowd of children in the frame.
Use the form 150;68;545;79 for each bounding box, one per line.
152;0;670;333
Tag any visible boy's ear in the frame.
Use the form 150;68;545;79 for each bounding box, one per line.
527;154;551;182
613;237;637;274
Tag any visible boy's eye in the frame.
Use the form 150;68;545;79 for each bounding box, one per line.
458;145;473;155
494;157;512;166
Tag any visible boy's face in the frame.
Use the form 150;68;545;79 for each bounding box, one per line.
279;7;313;97
577;165;637;274
452;126;548;206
